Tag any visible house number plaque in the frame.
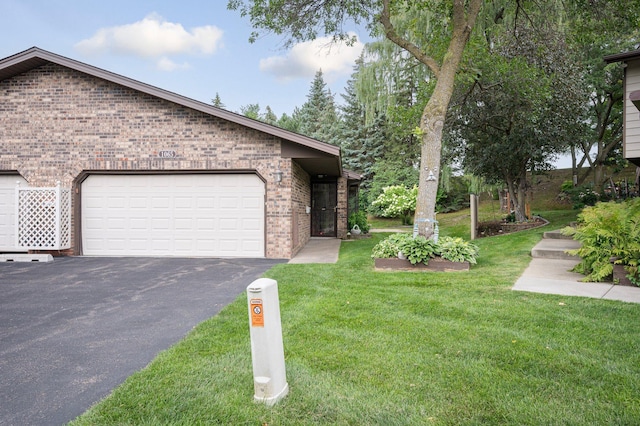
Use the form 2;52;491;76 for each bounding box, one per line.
158;150;177;158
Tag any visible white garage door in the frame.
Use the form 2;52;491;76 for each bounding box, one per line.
0;175;28;252
82;174;265;257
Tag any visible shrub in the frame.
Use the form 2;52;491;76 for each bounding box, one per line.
371;233;413;259
348;211;370;234
436;236;480;264
436;176;471;213
563;199;640;284
371;234;479;266
558;183;607;209
401;236;438;265
371;185;417;225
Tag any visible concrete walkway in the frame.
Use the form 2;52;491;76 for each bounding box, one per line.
513;230;640;304
288;238;342;264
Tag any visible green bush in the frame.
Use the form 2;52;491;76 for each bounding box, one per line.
371;185;417;225
371;233;414;259
348;211;370;234
371;234;479;265
436;176;471;213
558;182;608;209
401;236;438;265
563;199;640;284
436;236;480;264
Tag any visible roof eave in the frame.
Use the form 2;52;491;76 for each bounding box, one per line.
604;49;640;64
0;46;342;161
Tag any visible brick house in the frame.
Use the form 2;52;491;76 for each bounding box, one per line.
0;47;360;259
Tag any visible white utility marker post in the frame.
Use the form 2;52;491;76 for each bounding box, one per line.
247;278;289;406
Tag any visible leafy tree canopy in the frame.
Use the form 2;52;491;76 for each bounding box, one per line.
228;0;483;237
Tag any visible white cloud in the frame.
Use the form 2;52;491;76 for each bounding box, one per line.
75;13;223;62
156;56;191;71
259;34;364;82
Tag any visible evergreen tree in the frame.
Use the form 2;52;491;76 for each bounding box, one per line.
240;103;261;120
338;57;387;202
298;70;340;144
277;109;302;133
263;106;278;125
211;92;225;108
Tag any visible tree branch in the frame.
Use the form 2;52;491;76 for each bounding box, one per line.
379;0;441;77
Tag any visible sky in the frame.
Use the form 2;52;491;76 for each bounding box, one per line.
1;0;577;168
1;0;368;117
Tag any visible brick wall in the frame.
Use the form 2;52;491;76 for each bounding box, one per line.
337;176;348;239
291;161;311;256
0;63;296;258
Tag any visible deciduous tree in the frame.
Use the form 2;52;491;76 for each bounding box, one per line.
449;21;585;221
228;0;483;237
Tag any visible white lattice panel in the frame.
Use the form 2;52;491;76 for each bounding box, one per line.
16;183;71;250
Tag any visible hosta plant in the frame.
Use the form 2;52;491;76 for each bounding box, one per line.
400;236;438;265
371;233;414;259
436;236;480;264
372;234;479;266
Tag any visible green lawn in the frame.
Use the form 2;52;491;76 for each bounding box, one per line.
71;210;640;425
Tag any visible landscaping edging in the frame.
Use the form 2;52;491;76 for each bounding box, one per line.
374;257;470;272
477;217;549;238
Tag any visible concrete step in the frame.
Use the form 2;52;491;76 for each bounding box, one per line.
531;238;581;260
542;229;574;240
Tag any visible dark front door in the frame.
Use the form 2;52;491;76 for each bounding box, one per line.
311;182;337;237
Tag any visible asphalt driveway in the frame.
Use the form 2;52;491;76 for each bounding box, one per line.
0;256;283;426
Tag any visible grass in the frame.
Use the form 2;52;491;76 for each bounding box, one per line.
71;209;640;425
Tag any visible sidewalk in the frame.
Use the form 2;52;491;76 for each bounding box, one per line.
288;238;341;264
513;231;640;304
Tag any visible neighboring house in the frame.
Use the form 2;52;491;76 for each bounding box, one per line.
605;49;640;167
0;47;360;259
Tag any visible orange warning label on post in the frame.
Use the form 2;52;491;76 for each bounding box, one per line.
250;298;264;327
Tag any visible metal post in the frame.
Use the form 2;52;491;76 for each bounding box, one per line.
470;194;478;240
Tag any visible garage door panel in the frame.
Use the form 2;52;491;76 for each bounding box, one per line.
219;218;237;230
82;174;265;257
242;240;262;252
220;197;239;209
174;218;193;230
195;239;217;251
243;197;263;209
197;197;215;208
130;197;148;209
129;218;148;229
174;196;194;209
107;197;126;208
151;218;170;229
242;218;262;231
107;218;126;229
130;239;149;250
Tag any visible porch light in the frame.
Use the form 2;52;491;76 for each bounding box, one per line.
274;169;283;184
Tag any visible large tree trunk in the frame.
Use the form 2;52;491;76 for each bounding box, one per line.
413;1;482;237
415;71;454;237
380;0;482;237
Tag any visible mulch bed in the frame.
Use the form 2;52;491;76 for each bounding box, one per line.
476;217;548;238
